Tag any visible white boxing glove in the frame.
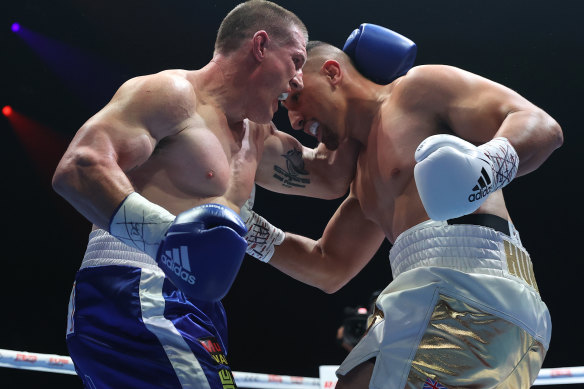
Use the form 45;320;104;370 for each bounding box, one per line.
414;134;519;220
240;185;285;263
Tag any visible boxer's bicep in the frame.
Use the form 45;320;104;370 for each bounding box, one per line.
418;66;531;144
52;75;186;228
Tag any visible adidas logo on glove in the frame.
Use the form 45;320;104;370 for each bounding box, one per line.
468;167;493;203
414;134;519;221
159;246;196;285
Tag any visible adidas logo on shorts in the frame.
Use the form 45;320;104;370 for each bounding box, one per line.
468;167;493;203
160;246;196;285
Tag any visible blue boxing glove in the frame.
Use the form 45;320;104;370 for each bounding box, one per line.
343;23;417;84
110;193;247;301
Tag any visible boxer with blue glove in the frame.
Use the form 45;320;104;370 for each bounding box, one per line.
52;3;364;388
343;23;417;84
109;192;247;301
252;23;563;388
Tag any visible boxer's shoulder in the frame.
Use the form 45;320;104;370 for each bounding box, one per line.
391;66;467;112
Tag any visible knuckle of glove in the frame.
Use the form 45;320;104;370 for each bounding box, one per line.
415;134;477;162
343;23;416;85
415;145;487;220
172;203;247;237
157;220;247;301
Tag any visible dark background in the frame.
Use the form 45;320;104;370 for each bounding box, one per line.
1;0;582;387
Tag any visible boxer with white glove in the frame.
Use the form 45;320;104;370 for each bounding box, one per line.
414;134;519;221
110;192;247;301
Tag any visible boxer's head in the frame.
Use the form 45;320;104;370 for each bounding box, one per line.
282;41;357;150
215;1;308;123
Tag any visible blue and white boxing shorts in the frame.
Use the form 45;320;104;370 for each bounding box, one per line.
66;229;237;389
337;215;551;389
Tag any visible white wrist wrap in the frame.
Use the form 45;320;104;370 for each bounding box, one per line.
240;186;285;263
478;137;519;191
109;192;175;258
243;211;285;263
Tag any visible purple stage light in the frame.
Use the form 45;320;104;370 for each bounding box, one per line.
11;23;20;32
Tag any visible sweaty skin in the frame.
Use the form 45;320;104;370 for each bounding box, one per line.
265;43;562;389
275;61;563;294
53;27;360;235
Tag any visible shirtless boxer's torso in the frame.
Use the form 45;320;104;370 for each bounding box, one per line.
351;66;510;243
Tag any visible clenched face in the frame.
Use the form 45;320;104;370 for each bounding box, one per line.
283;69;343;150
247;26;306;124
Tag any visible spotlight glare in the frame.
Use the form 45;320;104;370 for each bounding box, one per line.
11;23;20;32
2;105;13;117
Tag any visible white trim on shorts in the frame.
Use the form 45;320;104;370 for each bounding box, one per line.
79;229;212;388
80;229;161;272
139;268;211;389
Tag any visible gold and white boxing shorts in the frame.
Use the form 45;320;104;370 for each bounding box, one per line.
337;217;551;389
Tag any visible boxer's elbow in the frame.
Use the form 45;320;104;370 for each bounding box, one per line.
52;147;109;200
323;180;351;200
547;117;563;151
317;254;355;294
531;112;563;171
52;154;79;199
515;110;564;176
532;109;563;152
320;269;355;294
321;170;354;200
320;275;349;294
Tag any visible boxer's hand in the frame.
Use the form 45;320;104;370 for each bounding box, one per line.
158;204;247;301
414;134;518;220
240;185;285;263
110;193;247;301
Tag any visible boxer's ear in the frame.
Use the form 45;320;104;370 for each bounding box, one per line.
252;30;269;62
322;60;342;86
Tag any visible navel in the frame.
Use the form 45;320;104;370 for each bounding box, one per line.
206;170;214;179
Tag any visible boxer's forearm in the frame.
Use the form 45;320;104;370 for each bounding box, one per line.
269;233;349;294
494;110;563;177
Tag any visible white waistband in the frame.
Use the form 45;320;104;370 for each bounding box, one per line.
80;229;162;273
389;220;538;292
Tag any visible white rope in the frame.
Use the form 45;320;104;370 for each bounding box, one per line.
1;348;583;387
0;348;318;388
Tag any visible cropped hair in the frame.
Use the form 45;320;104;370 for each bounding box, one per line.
215;0;308;54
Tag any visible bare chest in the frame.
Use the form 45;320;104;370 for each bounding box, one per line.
130;110;259;210
352;116;432;231
353;142;413;222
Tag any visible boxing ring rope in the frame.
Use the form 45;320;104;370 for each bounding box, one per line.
1;348;583;387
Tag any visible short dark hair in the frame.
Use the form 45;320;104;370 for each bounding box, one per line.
215;0;308;54
306;40;328;53
305;40;355;72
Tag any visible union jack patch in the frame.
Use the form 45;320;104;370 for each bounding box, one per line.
423;377;447;389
